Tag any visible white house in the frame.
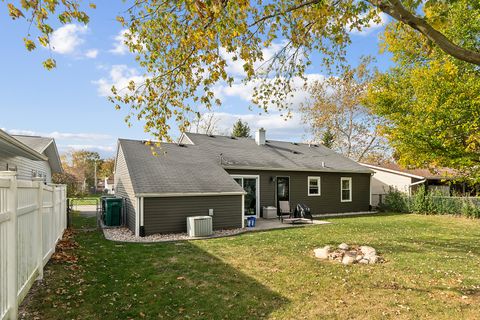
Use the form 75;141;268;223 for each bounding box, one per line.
361;163;458;206
0;129;62;182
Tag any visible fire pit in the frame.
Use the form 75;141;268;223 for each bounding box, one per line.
314;243;384;265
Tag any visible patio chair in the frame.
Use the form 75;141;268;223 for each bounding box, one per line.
278;201;294;223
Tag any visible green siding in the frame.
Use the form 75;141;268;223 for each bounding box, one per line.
226;169;371;215
143;195;242;235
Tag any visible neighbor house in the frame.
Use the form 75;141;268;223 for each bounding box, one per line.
0;129;62;182
361;162;468;206
115;129;373;236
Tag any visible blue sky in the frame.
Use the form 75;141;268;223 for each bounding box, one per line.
0;3;392;158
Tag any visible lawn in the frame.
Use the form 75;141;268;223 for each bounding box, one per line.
20;213;480;319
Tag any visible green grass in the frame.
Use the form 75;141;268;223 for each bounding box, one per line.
21;213;480;319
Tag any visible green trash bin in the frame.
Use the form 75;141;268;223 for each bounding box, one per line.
104;197;123;226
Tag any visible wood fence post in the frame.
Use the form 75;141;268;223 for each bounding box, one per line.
34;178;44;281
5;172;18;320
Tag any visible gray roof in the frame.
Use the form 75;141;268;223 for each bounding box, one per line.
184;133;371;173
11;135;63;173
0;130;47;161
11;135;53;153
118;139;245;195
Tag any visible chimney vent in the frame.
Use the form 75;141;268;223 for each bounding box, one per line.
321;161;325;168
255;128;266;146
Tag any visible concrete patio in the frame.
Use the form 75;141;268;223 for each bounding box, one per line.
247;218;331;231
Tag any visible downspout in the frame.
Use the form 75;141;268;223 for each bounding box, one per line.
409;179;426;196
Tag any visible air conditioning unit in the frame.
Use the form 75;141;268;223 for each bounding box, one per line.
187;216;213;237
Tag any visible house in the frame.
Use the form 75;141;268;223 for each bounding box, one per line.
361;162;469;206
0;129;62;182
97;176;115;194
114;129;373;236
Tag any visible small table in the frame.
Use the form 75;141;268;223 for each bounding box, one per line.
263;206;278;219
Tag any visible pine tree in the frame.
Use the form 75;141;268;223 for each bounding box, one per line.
321;127;335;149
231;119;251;138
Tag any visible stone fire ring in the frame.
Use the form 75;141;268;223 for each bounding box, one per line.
313;243;384;265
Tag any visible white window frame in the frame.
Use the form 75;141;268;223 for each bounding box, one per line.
341;177;352;202
307;176;321;196
230;174;260;218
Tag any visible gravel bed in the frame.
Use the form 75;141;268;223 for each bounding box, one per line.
103;226;248;243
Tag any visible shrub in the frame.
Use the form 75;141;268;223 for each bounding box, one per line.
381;186;480;218
380;188;409;213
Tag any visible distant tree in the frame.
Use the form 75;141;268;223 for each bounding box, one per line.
190;113;220;135
52;172;79;197
62;151;101;192
99;158;115;179
320;127;335;149
301;57;390;162
231;119;251;138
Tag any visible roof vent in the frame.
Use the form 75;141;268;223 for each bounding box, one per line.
321;161;326;167
208;134;215;138
230;136;237;140
178;143;186;147
292;151;299;154
291;142;298;145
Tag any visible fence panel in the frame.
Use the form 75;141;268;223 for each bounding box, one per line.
0;179;10;320
0;173;67;320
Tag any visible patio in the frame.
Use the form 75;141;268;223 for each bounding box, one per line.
247;218;331;231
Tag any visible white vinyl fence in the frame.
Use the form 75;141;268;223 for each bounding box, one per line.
0;172;67;320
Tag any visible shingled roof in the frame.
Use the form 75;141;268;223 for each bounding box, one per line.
118;139;245;195
361;162;457;180
183;133;371;173
11;135;53;153
12;135;63;173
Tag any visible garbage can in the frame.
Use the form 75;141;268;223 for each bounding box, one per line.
247;216;256;227
104;197;123;226
101;195;116;216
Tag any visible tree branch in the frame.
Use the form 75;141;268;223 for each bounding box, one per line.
368;0;480;65
249;0;322;27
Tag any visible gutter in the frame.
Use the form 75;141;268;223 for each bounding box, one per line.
0;130;47;161
136;191;247;197
222;165;373;174
408;179;427;196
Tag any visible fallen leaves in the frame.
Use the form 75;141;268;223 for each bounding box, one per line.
51;229;79;265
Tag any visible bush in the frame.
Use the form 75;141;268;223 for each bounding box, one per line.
380;188;409;213
380;186;480;219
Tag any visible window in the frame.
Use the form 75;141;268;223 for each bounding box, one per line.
341;177;352;202
308;176;321;196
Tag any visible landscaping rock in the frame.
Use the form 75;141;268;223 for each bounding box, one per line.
314;243;383;265
368;255;379;264
314;246;331;260
360;246;376;256
342;253;356;265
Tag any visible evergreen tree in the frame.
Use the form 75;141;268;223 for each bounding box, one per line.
231;120;251;138
321;128;335;149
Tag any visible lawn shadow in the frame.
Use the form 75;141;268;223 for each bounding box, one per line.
75;236;289;320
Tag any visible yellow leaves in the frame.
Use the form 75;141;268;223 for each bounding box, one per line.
23;38;36;51
116;16;125;26
42;58;56;70
7;3;24;19
38;36;49;47
89;3;96;9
